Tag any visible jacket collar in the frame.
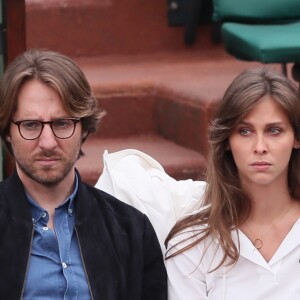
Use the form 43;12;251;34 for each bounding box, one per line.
3;170;33;223
5;169;82;222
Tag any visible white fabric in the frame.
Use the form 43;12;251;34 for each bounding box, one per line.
95;149;206;254
166;218;300;300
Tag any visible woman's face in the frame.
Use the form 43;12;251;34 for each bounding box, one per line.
228;96;298;189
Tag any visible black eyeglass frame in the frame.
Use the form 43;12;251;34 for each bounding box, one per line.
11;118;81;140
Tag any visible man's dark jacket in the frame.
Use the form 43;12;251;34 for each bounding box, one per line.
0;171;167;299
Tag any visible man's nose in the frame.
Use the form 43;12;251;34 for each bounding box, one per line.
37;124;58;149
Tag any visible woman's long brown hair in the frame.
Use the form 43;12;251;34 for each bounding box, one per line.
165;67;300;270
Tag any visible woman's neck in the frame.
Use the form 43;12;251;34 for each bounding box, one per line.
248;180;299;223
243;181;296;223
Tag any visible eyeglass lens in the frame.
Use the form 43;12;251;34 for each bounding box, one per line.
17;119;78;140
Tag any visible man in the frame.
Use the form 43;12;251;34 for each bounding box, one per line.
0;49;167;299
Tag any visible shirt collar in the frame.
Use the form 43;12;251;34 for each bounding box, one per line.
26;173;79;224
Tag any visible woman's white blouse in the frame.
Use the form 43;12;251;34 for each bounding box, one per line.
166;219;300;300
95;149;300;299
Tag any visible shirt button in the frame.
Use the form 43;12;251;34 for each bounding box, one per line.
62;262;68;269
42;212;47;218
43;227;49;231
68;208;73;215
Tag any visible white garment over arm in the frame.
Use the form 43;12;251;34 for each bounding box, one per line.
95;149;206;255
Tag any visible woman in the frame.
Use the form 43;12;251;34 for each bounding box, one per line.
165;67;300;300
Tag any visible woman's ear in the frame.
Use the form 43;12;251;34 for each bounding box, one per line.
293;140;300;149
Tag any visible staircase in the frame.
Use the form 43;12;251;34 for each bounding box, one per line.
25;0;266;185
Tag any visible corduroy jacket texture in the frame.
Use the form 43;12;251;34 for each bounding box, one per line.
0;170;167;299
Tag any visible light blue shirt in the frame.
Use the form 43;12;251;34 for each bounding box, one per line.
23;175;91;299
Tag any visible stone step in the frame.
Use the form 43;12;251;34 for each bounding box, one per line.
75;134;207;186
25;0;215;57
76;50;270;150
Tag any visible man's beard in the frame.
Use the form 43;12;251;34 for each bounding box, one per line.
18;157;74;187
15;148;80;187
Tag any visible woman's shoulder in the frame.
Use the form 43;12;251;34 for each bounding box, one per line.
167;204;212;251
166;225;225;276
167;225;213;253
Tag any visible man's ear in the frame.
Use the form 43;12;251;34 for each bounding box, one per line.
5;134;11;143
82;131;89;142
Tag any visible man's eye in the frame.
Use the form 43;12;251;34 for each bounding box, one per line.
22;121;41;129
54;119;72;128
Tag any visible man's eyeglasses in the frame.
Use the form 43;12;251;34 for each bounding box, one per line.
11;118;81;140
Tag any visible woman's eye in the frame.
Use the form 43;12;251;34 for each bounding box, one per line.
268;127;281;135
239;128;250;136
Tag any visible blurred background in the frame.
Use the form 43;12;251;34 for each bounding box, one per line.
2;0;289;184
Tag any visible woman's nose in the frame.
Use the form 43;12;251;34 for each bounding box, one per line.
253;135;268;154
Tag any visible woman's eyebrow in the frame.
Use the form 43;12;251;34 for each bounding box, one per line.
237;120;285;126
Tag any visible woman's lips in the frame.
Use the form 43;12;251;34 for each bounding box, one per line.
250;161;271;171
